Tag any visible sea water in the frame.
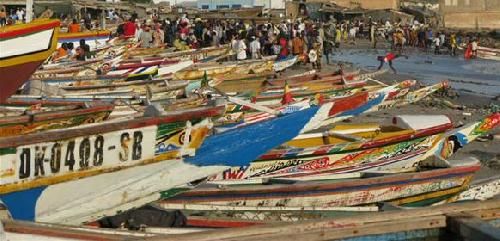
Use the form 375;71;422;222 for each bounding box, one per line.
331;49;500;97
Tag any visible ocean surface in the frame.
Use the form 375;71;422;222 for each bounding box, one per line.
331;49;500;97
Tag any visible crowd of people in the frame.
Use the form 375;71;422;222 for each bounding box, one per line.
112;13;486;65
35;7;488;65
114;13;347;69
0;6;27;26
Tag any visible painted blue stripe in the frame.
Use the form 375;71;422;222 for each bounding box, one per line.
338;94;385;117
0;186;46;221
184;106;319;167
167;171;470;201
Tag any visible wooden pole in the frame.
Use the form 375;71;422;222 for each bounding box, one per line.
25;0;33;22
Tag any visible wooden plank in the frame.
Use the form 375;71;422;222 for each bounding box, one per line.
467;209;500;221
222;216;446;241
160;203;378;212
151;200;500;241
447;214;500;241
2;219;138;241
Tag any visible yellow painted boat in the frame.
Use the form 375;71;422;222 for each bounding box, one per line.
286;115;453;148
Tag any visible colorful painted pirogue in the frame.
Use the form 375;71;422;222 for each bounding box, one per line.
174;59;275;80
0;19;60;102
0;104;223;222
218;80;443;134
210;113;499;181
0;102;320;225
0;103;113;137
159;159;480;208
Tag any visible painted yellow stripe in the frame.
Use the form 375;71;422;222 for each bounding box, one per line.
58;30;111;39
390;176;472;205
0;152;179;195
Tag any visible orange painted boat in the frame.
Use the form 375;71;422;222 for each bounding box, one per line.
0;19;60;102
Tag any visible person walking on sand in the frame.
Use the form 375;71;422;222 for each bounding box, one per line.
376;52;408;74
433;34;441;55
471;38;478;58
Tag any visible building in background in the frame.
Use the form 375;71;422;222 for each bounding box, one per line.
440;0;500;29
197;0;286;10
305;0;400;10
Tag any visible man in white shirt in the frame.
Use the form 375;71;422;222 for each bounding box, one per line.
433;36;440;55
249;36;261;59
236;38;247;61
16;8;24;22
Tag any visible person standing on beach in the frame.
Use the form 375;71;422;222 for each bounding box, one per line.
139;23;153;48
0;7;6;27
450;33;457;56
370;23;377;49
376;52;408;74
433;34;441;55
335;25;342;49
292;33;305;58
236;36;247;61
250;36;261;59
471;39;478;58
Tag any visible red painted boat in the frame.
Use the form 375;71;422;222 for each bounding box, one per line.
0;19;60;102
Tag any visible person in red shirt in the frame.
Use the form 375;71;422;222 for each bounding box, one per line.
123;18;136;38
279;35;289;59
376;52;408;74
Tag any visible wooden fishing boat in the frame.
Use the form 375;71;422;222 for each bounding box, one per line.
307;80;448;132
285;115;453;148
160;199;500;241
213;112;499;181
175;59;274;80
160;159;480;208
124;46;175;58
273;55;297;72
477;46;500;61
58;29;111;51
0;104;224;223
0;104;320;225
0;103;113;137
214;80;417;134
0;19;60;102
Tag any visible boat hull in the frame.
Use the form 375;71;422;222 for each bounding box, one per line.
0;19;60;102
162;164;480;208
0;106;320;224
